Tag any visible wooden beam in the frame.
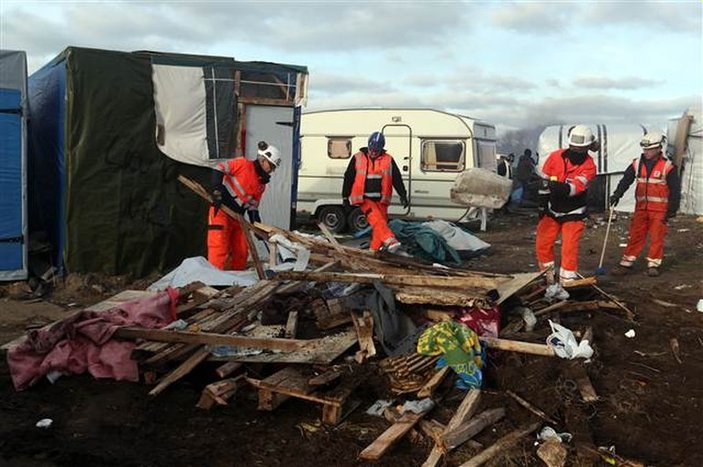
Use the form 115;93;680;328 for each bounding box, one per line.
479;336;555;357
351;311;376;363
505;390;557;425
359;409;430;461
458;422;541;467
149;348;209;397
422;389;482;467
440;408;506;452
285;311;299;339
274;270;503;289
115;327;307;352
562;276;597;288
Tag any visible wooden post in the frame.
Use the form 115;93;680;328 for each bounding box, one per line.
285;311;299;339
458;422;541;467
440;408;506;452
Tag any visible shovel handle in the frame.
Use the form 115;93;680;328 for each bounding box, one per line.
597;208;615;269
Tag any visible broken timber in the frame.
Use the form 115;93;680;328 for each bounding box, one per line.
458;422;541;467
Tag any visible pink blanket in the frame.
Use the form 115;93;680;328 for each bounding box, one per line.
8;288;179;391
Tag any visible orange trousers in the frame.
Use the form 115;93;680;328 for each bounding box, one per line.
207;206;248;270
360;199;395;250
620;210;668;268
535;216;585;280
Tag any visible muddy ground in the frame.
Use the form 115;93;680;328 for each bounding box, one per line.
1;212;702;467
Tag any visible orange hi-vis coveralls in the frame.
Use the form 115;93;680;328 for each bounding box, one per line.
208;158;267;270
536;149;596;283
342;149;408;250
613;154;679;269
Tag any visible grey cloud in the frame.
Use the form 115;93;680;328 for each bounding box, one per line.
584;2;701;32
491;1;701;34
573;76;664;90
490;3;569;34
310;72;396;94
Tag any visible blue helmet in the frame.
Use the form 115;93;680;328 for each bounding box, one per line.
368;132;385;152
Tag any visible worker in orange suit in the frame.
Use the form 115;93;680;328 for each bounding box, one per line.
208;141;281;270
342;131;408;252
610;130;680;277
536;125;598;284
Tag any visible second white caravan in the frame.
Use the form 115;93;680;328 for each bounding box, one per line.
298;108;498;232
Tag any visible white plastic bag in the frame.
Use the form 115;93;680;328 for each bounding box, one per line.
546;320;593;360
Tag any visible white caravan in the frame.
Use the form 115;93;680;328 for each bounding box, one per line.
298;108;497;232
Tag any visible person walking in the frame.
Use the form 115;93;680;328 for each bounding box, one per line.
208;141;281;270
536;125;598;284
342;131;408;252
609;130;680;277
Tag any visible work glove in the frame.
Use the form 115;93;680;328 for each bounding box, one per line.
342;197;351;209
609;194;620;207
211;189;223;216
538;205;547;220
247;209;261;224
666;211;676;220
548;180;570;198
400;195;409;209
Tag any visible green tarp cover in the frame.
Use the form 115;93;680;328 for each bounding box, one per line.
64;48;211;276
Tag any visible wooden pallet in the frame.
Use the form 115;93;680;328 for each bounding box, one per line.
247;366;360;425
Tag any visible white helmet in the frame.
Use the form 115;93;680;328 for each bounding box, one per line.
567;125;596;148
640;130;665;150
258;142;282;168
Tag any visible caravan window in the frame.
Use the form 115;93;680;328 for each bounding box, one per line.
421;140;465;172
327;137;352;159
476;141;497;170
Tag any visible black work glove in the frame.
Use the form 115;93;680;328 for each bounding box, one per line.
211;189;223;215
247;209;261;224
400;195;409;209
666;211;676;220
342;197;351;209
548;180;570;198
538;205;547;220
609;194;620;207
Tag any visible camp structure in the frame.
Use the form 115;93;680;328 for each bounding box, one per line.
298;108;497;233
537;117;703;215
0;50;28;280
26;47;308;277
667;107;702;215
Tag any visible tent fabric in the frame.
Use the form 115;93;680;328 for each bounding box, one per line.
0;50;28;280
153;64;210;165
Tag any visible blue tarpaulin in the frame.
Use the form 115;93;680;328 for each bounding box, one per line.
0;50;28;280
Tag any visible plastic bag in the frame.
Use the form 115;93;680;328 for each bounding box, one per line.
546;320;593;360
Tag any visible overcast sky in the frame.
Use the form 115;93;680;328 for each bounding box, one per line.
1;0;701;131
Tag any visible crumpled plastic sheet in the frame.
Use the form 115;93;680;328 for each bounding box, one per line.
546;320;593;360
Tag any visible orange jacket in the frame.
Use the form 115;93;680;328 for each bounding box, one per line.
539;149;596;221
217;158;266;209
632;156;673;212
349;152;394;205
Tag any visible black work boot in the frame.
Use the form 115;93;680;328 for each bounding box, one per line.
647;267;660;277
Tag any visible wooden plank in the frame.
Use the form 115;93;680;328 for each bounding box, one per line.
479;336;555;357
394;287;484;306
358;410;429;461
114;327;307;352
351;311;376;363
309;368;344;387
494;272;543;305
440;408;506;452
562;276;597;288
215;361;243;379
149;348;209;397
417;367;450;398
506;390;557;424
285;311;299;339
458;422;541;467
422;388;483;467
274;270;505;290
260;366;313;395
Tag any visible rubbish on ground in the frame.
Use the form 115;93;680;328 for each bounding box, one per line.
546;320;594;360
366;399;394;416
36;418;53;428
544;284;569;301
697;299;703;312
625;329;636;338
537;426;573;443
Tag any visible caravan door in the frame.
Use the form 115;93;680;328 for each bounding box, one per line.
382;124;412;216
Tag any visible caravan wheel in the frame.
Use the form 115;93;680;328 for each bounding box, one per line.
347;207;369;233
318;206;347;233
